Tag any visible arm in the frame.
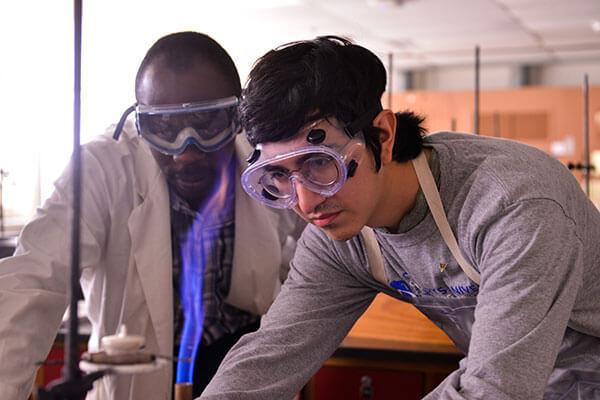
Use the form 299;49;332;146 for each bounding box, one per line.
201;228;377;399
426;199;584;399
0;145;111;399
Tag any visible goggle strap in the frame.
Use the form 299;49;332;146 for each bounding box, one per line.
347;159;358;178
113;104;136;140
247;149;261;164
344;104;383;137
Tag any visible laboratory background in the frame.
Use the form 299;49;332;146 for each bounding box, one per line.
1;0;599;399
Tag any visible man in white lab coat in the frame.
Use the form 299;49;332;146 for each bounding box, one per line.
0;31;304;399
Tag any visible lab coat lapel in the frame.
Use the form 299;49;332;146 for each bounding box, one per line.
227;138;282;315
127;141;173;357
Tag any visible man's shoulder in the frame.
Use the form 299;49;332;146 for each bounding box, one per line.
298;224;360;252
82;120;149;167
233;132;252;155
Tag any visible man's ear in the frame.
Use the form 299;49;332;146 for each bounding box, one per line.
373;109;396;164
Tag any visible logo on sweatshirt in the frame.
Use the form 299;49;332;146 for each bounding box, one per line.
389;280;417;298
389;271;479;298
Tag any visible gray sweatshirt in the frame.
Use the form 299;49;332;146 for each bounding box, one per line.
201;132;600;400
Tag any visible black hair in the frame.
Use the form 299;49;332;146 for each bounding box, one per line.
134;31;241;97
241;35;425;171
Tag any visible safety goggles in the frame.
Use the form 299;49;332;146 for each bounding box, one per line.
241;129;365;209
112;96;241;154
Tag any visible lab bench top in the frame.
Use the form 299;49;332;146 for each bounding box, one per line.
335;293;462;362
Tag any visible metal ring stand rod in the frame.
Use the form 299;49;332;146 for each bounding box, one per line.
583;73;590;196
65;0;83;383
568;74;594;197
474;45;480;135
36;1;110;397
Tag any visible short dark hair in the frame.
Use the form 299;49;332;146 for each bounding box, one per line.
241;35;425;171
135;31;241;97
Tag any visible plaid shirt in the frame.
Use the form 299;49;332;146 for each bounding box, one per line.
170;167;258;348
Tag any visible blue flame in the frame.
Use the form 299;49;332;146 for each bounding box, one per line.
175;157;235;384
176;220;206;384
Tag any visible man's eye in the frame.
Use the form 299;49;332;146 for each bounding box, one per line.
305;155;333;170
267;171;289;184
311;157;329;167
148;117;170;130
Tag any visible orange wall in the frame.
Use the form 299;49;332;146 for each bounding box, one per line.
385;86;600;206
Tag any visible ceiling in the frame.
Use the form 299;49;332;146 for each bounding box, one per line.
225;0;600;70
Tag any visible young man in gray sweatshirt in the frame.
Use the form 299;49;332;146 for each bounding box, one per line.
201;36;600;399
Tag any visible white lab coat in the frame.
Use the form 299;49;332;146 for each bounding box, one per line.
0;122;304;400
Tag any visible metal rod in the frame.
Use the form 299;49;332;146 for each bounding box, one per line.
583;73;590;196
387;52;393;110
38;2;113;396
474;45;480;135
65;0;83;382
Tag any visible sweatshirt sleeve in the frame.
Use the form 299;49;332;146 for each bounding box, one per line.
425;198;584;399
200;227;378;400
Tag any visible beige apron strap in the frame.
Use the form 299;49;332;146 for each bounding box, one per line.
412;151;481;284
360;226;387;285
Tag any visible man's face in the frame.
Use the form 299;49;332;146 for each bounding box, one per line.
136;62;237;209
258;119;382;241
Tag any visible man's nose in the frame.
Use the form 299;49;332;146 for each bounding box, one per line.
294;180;326;215
172;143;204;163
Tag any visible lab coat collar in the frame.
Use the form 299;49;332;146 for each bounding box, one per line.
127;134;174;357
228;135;283;315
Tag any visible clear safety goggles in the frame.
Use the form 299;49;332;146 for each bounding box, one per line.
241;131;365;209
113;96;241;154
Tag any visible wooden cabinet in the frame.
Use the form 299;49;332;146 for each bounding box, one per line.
303;352;459;400
309;366;423;400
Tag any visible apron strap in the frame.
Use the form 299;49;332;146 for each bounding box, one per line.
360;225;387;285
412;151;481;284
